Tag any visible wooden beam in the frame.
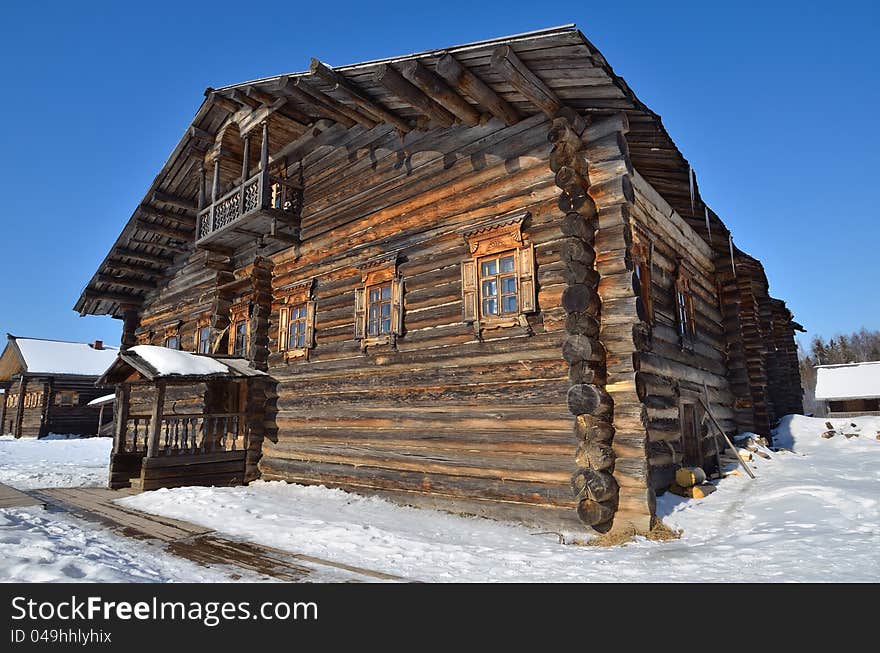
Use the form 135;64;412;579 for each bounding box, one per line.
375;64;455;127
228;89;260;109
113;247;174;266
435;54;519;125
309;59;412;132
277;77;359;128
490;45;560;117
207;91;239;114
84;289;145;304
151;190;197;213
138;205;194;227
104;259;163;276
135;219;193;242
188;125;214;142
127;238;189;254
96;274;157;291
398;60;481;126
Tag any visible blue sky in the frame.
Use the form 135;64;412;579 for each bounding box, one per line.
0;0;877;348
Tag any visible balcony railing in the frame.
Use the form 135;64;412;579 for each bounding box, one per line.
197;168;300;244
121;412;248;457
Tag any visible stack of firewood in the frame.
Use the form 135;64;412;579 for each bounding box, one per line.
668;467;716;499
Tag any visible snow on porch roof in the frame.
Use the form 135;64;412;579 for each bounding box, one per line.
98;345;267;384
87;393;116;407
814;361;880;401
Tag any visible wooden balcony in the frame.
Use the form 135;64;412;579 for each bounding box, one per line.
196;168;301;249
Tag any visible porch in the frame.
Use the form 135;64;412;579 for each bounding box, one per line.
100;346;267;492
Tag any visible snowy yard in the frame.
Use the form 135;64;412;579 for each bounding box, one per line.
1;415;878;582
0;435;112;489
119;415;880;582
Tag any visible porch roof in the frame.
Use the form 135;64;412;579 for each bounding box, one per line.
98;345;267;385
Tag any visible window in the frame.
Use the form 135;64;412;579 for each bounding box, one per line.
232;320;248;357
354;255;403;349
632;240;653;322
460;212;536;336
197;326;212;354
164;334;180;350
59;392;75;407
277;280;317;360
367;284;393;335
675;267;697;348
479;252;518;317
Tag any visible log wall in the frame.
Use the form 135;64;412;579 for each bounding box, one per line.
3;377;105;437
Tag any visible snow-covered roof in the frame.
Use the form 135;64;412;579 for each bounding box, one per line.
1;337;119;378
98;345;266;384
87;393;116;407
814;361;880;400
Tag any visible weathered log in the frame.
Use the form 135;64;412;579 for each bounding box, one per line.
550;148;590;179
491;45;560;117
557;188;589;212
548;117;582;150
398;60;481;126
577;498;615;527
568;362;598;386
375;64;456;127
555;166;588;194
575;441;615;471
564;311;600;338
435;54;519;125
560;212;596;242
562;334;597;365
562;284;600;315
561;238;596;267
571;467;618;502
567;384;612;418
562;260;600;287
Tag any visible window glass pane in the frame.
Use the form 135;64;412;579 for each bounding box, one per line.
369;289;379;302
380;319;391;334
381;285;392;300
483;299;497;315
499;255;515;273
369;305;379;319
501;276;517;294
380;303;391;317
368;321;378;336
295;334;306;348
502;295;518;313
481;260;497;276
481;279;497;297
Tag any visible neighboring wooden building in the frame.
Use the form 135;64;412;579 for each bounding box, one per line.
74;25;802;533
814;361;880;417
0;335;119;437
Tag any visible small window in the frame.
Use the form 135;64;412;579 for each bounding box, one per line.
232;320;248;357
59;392;75;407
633;241;653;322
197;326;211;354
367;284;393;336
479;252;519;317
675;269;697;347
286;304;309;348
164;335;180;350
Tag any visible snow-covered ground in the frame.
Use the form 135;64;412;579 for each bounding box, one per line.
0;435;112;489
0;435;263;583
119;415;880;582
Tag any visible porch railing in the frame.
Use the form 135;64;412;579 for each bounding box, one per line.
197;169;299;242
120;412;248;456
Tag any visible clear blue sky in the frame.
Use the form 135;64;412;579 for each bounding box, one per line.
1;0;877;347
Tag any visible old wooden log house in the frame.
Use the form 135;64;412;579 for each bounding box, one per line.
75;25;803;533
0;335;119;437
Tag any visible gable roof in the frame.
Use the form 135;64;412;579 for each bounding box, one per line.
73;23;737;320
0;335;120;380
97;345;267;385
814;361;880;401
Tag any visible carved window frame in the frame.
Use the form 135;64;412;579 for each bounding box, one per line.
229;298;252;358
195;316;212;355
276;279;317;362
354;253;404;350
161;321;182;351
632;236;654;324
459;212;537;337
675;264;697;350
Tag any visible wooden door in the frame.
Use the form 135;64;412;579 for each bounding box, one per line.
680;402;704;467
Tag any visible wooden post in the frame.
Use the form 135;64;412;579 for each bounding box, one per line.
98;403;105;436
240;132;251;211
210;159;220;232
112;384;130;454
14;375;26;438
259;121;270;207
38;380;52;438
146;382;165;458
197;163;206;211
